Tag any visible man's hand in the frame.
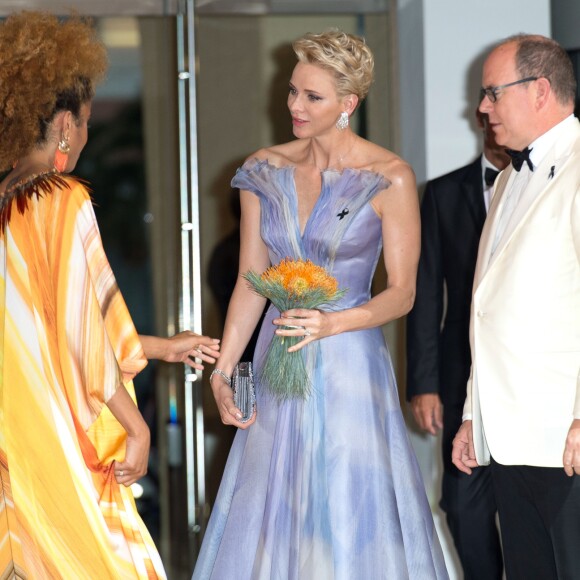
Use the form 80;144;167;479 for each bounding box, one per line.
563;418;580;476
452;420;478;474
410;393;443;435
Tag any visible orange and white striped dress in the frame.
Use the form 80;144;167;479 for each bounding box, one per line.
0;172;165;579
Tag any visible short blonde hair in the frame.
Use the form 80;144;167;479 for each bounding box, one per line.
292;29;374;101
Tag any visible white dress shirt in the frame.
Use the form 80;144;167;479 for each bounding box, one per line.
491;114;576;256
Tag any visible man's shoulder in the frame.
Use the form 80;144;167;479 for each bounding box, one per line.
427;157;481;189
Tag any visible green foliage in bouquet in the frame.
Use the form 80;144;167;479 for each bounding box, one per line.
243;258;347;400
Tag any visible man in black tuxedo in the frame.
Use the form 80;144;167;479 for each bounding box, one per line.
406;111;508;579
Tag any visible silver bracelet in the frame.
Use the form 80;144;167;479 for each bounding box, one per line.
210;368;231;385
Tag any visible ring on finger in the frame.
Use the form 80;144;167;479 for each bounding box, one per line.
119;470;124;477
303;328;311;337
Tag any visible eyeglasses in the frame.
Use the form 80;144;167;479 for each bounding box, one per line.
480;76;538;103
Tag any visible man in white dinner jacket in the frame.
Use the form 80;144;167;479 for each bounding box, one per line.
452;34;580;579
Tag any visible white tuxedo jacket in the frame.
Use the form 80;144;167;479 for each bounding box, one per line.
463;118;580;467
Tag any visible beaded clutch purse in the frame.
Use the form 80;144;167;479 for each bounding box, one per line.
232;362;256;423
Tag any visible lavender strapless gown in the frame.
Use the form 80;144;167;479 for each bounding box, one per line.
193;159;448;580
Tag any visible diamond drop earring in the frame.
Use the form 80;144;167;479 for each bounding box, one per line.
336;111;349;131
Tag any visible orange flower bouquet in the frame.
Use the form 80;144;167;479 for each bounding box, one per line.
243;258;346;400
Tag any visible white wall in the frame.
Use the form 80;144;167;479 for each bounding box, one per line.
423;0;550;179
422;1;551;180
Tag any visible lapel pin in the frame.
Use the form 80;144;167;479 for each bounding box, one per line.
548;165;555;180
337;208;349;220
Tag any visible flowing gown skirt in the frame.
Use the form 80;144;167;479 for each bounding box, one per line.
193;160;448;579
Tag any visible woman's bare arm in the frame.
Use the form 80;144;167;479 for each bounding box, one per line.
275;158;420;350
210;186;271;428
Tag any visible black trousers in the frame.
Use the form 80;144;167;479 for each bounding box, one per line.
490;457;580;580
441;404;503;580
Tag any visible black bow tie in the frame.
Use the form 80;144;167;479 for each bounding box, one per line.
506;147;534;172
484;167;500;186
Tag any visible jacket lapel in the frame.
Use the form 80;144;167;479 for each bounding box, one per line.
473;166;515;280
475;119;580;283
462;157;487;231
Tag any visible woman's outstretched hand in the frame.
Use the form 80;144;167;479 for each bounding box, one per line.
164;331;221;369
140;332;221;370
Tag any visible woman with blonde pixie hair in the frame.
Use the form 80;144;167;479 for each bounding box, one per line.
0;11;220;578
292;29;375;102
193;29;447;579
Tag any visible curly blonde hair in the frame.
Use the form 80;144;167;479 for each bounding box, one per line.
292;29;374;101
0;11;107;171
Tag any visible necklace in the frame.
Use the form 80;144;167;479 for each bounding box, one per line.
335;134;358;169
313;134;358;172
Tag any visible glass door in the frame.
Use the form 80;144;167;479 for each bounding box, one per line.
1;3;395;577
